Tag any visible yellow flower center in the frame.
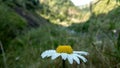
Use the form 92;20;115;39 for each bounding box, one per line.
56;45;73;54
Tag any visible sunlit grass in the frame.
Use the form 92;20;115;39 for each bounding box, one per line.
37;0;91;26
93;0;118;15
37;0;119;27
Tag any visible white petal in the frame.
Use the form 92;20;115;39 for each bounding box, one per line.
41;51;49;58
61;53;68;60
75;54;87;62
41;50;56;58
41;52;47;58
47;50;55;57
51;53;60;60
73;51;89;55
72;54;80;64
67;55;74;64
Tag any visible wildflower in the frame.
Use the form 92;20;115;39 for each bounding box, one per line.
112;29;117;33
93;40;102;45
15;56;20;61
41;45;88;64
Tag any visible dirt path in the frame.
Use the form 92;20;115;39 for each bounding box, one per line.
12;6;48;27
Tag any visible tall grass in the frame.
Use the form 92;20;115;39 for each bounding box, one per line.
0;3;27;46
3;21;119;68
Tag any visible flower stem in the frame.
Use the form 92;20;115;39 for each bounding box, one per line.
62;60;65;68
0;41;8;68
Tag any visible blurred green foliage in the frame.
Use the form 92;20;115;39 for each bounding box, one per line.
0;3;27;45
1;0;40;10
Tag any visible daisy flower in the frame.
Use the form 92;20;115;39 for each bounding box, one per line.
41;45;88;64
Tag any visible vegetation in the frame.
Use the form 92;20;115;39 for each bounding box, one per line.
0;3;27;46
37;0;91;26
0;0;120;68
